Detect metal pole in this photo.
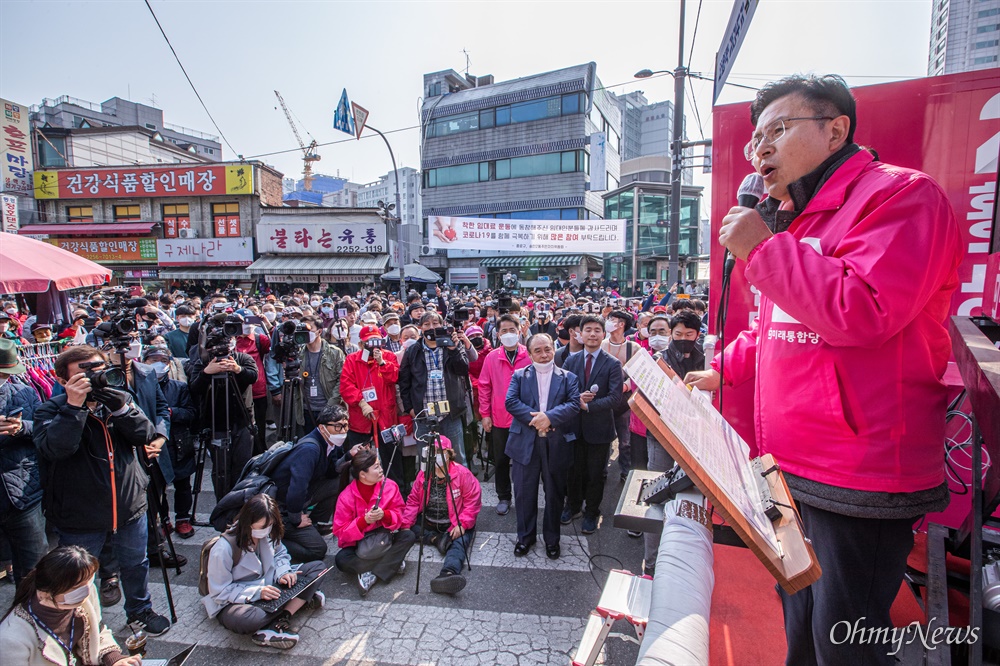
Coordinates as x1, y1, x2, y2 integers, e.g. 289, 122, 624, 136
669, 0, 687, 294
367, 125, 405, 296
631, 189, 641, 297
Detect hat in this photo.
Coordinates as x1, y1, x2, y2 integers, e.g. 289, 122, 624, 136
652, 305, 667, 314
0, 311, 9, 321
434, 435, 453, 450
359, 325, 382, 342
465, 325, 484, 336
383, 311, 400, 322
0, 338, 25, 375
30, 322, 52, 333
360, 312, 379, 325
281, 306, 302, 316
141, 344, 172, 362
406, 303, 424, 315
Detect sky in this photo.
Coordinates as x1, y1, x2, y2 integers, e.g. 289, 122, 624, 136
1, 0, 934, 193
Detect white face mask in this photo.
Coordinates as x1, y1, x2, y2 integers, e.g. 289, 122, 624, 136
58, 576, 95, 606
5, 308, 17, 316
332, 326, 346, 340
177, 316, 194, 327
310, 300, 321, 307
321, 307, 333, 315
308, 330, 319, 343
639, 327, 649, 338
251, 526, 271, 539
533, 360, 554, 372
648, 335, 670, 351
402, 338, 417, 350
150, 361, 169, 379
573, 330, 584, 344
435, 453, 447, 468
500, 332, 519, 348
242, 324, 253, 336
386, 324, 401, 336
605, 320, 619, 334
263, 311, 277, 322
326, 431, 347, 447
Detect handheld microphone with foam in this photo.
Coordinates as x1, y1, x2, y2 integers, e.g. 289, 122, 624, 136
723, 173, 767, 280
589, 384, 599, 394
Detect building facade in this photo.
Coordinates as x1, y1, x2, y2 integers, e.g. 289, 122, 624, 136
612, 92, 694, 185
929, 0, 1000, 74
420, 62, 622, 287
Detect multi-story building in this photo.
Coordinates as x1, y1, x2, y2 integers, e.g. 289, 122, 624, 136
355, 166, 422, 228
420, 63, 620, 287
616, 91, 647, 161
613, 92, 693, 184
31, 95, 222, 159
929, 0, 1000, 74
322, 181, 361, 208
283, 173, 348, 206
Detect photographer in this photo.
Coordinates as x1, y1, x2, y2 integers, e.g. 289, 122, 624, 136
285, 315, 345, 435
188, 315, 259, 499
398, 312, 471, 466
33, 345, 171, 636
235, 313, 271, 456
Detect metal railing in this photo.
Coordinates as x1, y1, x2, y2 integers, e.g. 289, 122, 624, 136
162, 122, 219, 142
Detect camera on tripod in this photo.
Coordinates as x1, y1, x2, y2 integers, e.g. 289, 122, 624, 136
203, 313, 243, 359
92, 288, 149, 352
449, 302, 470, 325
78, 360, 127, 390
380, 424, 406, 447
272, 319, 310, 365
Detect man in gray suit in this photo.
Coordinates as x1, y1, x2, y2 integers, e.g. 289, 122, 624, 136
504, 334, 581, 560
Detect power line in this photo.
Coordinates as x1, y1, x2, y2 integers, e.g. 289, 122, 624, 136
686, 82, 706, 141
143, 0, 239, 157
687, 0, 704, 73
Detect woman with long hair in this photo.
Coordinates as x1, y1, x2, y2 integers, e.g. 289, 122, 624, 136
0, 545, 140, 666
201, 493, 326, 650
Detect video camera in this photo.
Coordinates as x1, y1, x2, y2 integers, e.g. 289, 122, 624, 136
425, 324, 456, 348
380, 424, 406, 447
449, 301, 471, 325
203, 312, 243, 359
272, 319, 310, 365
92, 288, 149, 352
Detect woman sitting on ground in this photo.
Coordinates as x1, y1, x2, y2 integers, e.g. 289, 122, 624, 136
333, 447, 415, 597
201, 493, 326, 650
0, 545, 140, 666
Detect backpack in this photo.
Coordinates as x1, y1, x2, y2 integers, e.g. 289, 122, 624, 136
207, 440, 296, 532
198, 532, 241, 596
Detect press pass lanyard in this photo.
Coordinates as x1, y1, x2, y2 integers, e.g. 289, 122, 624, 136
27, 602, 76, 663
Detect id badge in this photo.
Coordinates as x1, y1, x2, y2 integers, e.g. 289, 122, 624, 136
362, 387, 378, 402
429, 369, 444, 381
309, 384, 319, 398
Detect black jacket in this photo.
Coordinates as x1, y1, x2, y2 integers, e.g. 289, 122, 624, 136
0, 382, 43, 512
33, 395, 157, 532
188, 352, 258, 434
398, 340, 469, 417
563, 349, 623, 444
269, 429, 344, 525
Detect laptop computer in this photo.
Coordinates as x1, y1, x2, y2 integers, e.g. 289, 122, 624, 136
141, 644, 196, 666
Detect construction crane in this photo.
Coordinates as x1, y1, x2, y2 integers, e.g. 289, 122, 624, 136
274, 90, 321, 191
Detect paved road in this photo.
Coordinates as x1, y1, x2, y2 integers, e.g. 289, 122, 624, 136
0, 443, 646, 665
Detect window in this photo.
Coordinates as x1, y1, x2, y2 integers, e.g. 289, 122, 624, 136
423, 163, 480, 188
37, 135, 66, 168
496, 106, 511, 126
207, 148, 215, 155
429, 111, 480, 138
496, 159, 511, 180
145, 123, 157, 130
561, 151, 577, 173
428, 93, 585, 138
974, 55, 999, 64
510, 152, 561, 178
979, 8, 1000, 17
422, 150, 588, 188
561, 93, 582, 115
162, 204, 190, 238
479, 108, 494, 129
67, 206, 93, 223
428, 82, 442, 97
212, 202, 240, 237
978, 23, 1000, 32
975, 39, 1000, 48
114, 205, 141, 221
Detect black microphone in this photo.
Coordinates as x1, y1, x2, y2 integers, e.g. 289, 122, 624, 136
723, 173, 767, 280
124, 298, 149, 309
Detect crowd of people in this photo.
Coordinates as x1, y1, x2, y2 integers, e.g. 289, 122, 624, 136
0, 277, 709, 656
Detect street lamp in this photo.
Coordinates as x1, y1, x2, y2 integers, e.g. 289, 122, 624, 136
364, 126, 405, 297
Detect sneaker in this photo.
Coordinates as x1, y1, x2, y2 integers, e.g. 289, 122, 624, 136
305, 590, 325, 611
148, 549, 187, 568
396, 560, 407, 577
99, 577, 121, 607
560, 507, 582, 525
581, 515, 599, 534
627, 530, 643, 538
496, 499, 511, 516
357, 571, 377, 597
314, 522, 332, 537
430, 570, 467, 595
266, 422, 277, 431
127, 608, 171, 637
252, 611, 297, 649
175, 519, 195, 539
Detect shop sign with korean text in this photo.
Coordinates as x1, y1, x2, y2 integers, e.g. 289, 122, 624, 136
2, 194, 18, 233
157, 237, 254, 266
257, 220, 387, 254
428, 216, 625, 253
1, 99, 33, 195
48, 237, 158, 263
33, 164, 254, 200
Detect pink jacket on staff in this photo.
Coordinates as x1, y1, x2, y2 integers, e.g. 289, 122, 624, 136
477, 345, 530, 429
332, 478, 405, 548
715, 150, 962, 493
401, 462, 482, 531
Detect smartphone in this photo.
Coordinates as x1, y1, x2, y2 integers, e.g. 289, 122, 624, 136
6, 407, 23, 418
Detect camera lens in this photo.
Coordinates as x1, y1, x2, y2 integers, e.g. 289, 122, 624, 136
90, 367, 126, 390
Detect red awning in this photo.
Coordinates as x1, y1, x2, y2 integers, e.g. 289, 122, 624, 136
0, 233, 111, 293
18, 222, 157, 236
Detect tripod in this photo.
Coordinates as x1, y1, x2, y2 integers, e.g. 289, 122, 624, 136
277, 357, 302, 444
191, 371, 234, 523
413, 411, 474, 595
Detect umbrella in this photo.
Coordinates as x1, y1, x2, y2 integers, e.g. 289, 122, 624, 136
380, 263, 442, 283
0, 232, 111, 294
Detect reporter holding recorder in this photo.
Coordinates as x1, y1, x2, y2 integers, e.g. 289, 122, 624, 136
685, 75, 962, 665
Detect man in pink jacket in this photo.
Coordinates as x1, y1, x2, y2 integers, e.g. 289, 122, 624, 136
687, 75, 962, 666
402, 435, 482, 595
477, 314, 531, 516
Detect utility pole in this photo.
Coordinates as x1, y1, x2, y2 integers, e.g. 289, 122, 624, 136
367, 125, 405, 296
669, 0, 687, 294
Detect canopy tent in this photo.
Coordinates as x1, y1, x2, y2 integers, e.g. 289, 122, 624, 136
0, 233, 111, 294
380, 263, 442, 283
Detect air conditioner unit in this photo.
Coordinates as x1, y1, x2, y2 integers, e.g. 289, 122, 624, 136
420, 244, 434, 256
178, 228, 199, 239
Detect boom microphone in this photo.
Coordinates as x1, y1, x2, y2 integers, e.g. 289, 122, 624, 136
724, 173, 767, 280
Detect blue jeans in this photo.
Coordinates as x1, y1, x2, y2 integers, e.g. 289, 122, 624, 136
416, 414, 466, 467
58, 517, 152, 617
0, 502, 48, 586
411, 521, 475, 574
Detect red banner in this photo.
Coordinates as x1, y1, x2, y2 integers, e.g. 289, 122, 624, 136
33, 164, 254, 200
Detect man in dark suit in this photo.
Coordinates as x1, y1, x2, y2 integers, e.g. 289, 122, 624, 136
504, 333, 581, 559
561, 315, 624, 534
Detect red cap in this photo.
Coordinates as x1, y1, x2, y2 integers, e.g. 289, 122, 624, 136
359, 325, 382, 341
652, 305, 667, 314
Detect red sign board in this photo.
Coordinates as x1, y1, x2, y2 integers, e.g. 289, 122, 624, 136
33, 164, 253, 200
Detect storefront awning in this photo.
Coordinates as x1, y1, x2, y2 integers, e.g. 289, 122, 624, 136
479, 254, 584, 268
158, 267, 253, 281
18, 222, 157, 236
246, 255, 389, 276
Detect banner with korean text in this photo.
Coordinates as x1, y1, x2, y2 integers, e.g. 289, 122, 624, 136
428, 216, 625, 253
48, 237, 158, 263
33, 164, 254, 199
1, 99, 33, 195
257, 219, 387, 254
157, 238, 254, 266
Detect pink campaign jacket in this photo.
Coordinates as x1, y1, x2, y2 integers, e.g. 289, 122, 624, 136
401, 462, 482, 531
332, 478, 405, 548
715, 150, 962, 493
477, 345, 531, 429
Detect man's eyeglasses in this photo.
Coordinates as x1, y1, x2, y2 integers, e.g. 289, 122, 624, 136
325, 423, 349, 433
744, 116, 834, 161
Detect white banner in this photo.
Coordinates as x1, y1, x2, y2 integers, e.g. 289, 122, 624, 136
590, 132, 607, 192
714, 0, 759, 104
257, 219, 387, 254
157, 237, 254, 266
1, 194, 18, 233
1, 99, 33, 195
429, 216, 625, 254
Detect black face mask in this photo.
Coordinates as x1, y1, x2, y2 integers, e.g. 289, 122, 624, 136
672, 339, 697, 355
470, 336, 485, 350
557, 328, 570, 341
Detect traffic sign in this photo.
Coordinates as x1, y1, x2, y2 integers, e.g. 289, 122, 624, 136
333, 89, 355, 136
351, 102, 369, 140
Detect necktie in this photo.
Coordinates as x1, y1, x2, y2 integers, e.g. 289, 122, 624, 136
585, 353, 593, 385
